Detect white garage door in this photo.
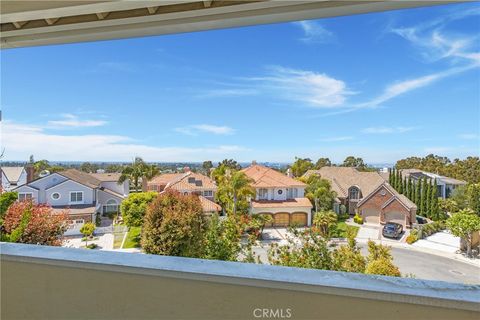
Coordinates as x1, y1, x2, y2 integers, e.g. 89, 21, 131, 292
361, 208, 380, 224
384, 211, 405, 227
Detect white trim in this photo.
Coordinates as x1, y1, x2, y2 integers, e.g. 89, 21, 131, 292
69, 191, 84, 205
45, 177, 94, 191
51, 192, 61, 201
13, 172, 64, 191
12, 184, 38, 191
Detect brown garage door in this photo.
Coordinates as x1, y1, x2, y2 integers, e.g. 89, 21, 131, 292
384, 211, 405, 227
361, 208, 380, 224
291, 213, 307, 227
273, 213, 290, 227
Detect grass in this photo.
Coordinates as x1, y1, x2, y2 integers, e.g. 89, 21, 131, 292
334, 221, 359, 238
123, 226, 142, 249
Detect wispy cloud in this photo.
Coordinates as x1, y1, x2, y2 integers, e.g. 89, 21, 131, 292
2, 121, 245, 162
48, 114, 107, 128
361, 126, 416, 134
246, 66, 353, 108
319, 136, 354, 142
295, 20, 334, 44
175, 124, 235, 136
458, 133, 479, 140
195, 88, 258, 99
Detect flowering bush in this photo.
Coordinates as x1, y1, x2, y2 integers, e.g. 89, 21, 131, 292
3, 200, 67, 246
353, 213, 363, 225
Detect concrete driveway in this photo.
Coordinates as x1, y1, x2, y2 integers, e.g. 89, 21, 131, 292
412, 231, 461, 253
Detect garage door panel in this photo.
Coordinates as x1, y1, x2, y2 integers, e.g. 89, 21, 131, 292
362, 208, 380, 224
291, 213, 307, 227
384, 211, 405, 227
273, 213, 290, 227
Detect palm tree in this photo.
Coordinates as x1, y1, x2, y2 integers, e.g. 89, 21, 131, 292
313, 210, 338, 238
118, 157, 159, 192
229, 171, 255, 215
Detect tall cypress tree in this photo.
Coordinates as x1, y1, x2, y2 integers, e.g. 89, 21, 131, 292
398, 175, 404, 194
391, 168, 396, 189
421, 178, 428, 217
402, 177, 407, 195
408, 177, 413, 200
415, 178, 421, 211
430, 179, 439, 220
425, 181, 432, 218
388, 168, 393, 185
396, 169, 402, 190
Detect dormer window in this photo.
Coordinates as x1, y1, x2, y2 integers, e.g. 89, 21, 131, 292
188, 177, 195, 183
349, 186, 360, 200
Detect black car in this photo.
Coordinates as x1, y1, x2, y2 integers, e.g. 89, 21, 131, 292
416, 215, 428, 224
382, 222, 403, 239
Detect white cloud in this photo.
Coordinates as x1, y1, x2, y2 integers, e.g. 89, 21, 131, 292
295, 20, 333, 43
175, 124, 235, 136
48, 114, 107, 128
248, 66, 352, 108
458, 133, 479, 140
1, 121, 246, 162
195, 88, 258, 99
319, 136, 354, 142
361, 126, 416, 134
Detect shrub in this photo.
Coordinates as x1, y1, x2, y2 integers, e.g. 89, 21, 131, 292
353, 213, 363, 225
120, 192, 157, 227
406, 230, 419, 244
142, 190, 206, 257
365, 258, 401, 277
95, 213, 101, 227
86, 243, 98, 249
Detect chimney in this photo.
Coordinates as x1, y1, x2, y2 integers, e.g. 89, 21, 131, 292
183, 166, 191, 173
252, 160, 257, 165
141, 177, 148, 192
26, 165, 35, 182
286, 168, 293, 178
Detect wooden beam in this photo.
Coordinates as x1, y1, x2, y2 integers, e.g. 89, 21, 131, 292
95, 12, 110, 20
147, 7, 159, 15
203, 1, 213, 8
45, 18, 59, 25
12, 21, 27, 29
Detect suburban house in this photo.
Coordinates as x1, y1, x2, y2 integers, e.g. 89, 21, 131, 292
147, 171, 221, 215
242, 164, 312, 227
13, 169, 129, 227
1, 166, 31, 192
396, 169, 466, 199
304, 167, 416, 228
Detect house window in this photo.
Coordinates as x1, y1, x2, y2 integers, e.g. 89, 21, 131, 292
51, 192, 61, 200
258, 188, 268, 200
70, 191, 83, 204
18, 192, 33, 201
349, 187, 360, 200
203, 190, 213, 197
278, 189, 283, 195
287, 188, 298, 199
103, 199, 118, 213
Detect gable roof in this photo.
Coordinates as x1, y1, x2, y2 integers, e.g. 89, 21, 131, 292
1, 166, 25, 183
357, 182, 417, 211
149, 172, 216, 191
58, 169, 101, 189
304, 167, 384, 198
148, 173, 185, 186
242, 165, 306, 188
90, 172, 122, 182
199, 196, 222, 213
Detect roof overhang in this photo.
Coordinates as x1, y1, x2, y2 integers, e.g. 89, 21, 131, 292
0, 1, 453, 49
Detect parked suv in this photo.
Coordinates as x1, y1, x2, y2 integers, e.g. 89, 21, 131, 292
382, 222, 403, 239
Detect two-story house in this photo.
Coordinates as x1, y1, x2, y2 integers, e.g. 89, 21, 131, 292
304, 167, 416, 228
398, 169, 466, 199
242, 164, 312, 227
1, 166, 30, 192
13, 169, 129, 227
147, 171, 221, 215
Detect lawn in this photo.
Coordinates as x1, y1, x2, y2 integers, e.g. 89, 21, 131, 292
333, 219, 359, 239
123, 226, 142, 249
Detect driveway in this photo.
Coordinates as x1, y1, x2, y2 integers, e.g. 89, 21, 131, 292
412, 230, 460, 254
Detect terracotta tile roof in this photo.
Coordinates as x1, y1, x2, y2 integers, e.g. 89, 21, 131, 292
251, 198, 312, 209
199, 196, 222, 213
242, 165, 306, 188
59, 169, 101, 189
168, 172, 217, 191
1, 167, 25, 183
148, 173, 184, 186
90, 173, 122, 182
303, 167, 384, 198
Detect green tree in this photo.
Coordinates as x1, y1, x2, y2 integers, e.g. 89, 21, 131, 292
420, 178, 428, 216
226, 171, 255, 215
315, 157, 331, 169
202, 160, 213, 174
202, 214, 242, 261
120, 192, 158, 227
398, 173, 404, 194
142, 190, 206, 257
446, 209, 480, 257
390, 168, 396, 188
33, 159, 50, 177
365, 258, 401, 277
217, 159, 241, 171
466, 183, 480, 215
451, 185, 468, 209
304, 175, 337, 212
342, 156, 365, 169
80, 162, 99, 173
439, 198, 459, 215
402, 177, 407, 195
313, 210, 338, 239
80, 222, 96, 247
291, 157, 314, 177
118, 157, 159, 192
0, 192, 18, 221
407, 177, 413, 200
430, 179, 441, 220
425, 181, 432, 218
415, 178, 421, 209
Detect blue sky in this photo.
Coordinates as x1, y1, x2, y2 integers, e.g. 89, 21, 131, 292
1, 2, 479, 164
